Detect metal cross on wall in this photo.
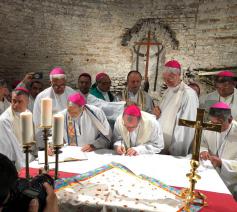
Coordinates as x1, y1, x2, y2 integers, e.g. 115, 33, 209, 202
134, 31, 163, 91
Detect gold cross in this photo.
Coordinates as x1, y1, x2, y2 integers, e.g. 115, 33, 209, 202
179, 108, 222, 210
179, 108, 222, 161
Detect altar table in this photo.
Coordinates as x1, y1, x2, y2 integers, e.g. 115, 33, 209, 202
25, 149, 237, 212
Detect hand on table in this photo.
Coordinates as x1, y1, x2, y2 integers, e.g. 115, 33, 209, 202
209, 155, 222, 168
126, 148, 138, 156
115, 146, 126, 155
200, 151, 210, 160
81, 144, 95, 152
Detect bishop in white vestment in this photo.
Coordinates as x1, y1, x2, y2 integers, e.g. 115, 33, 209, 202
59, 93, 111, 151
113, 104, 164, 156
200, 102, 237, 198
33, 67, 76, 147
159, 60, 199, 156
200, 70, 237, 121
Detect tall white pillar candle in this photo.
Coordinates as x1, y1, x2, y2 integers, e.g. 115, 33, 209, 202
52, 114, 64, 146
41, 98, 52, 127
20, 111, 34, 145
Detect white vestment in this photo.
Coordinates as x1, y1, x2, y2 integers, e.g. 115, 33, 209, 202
113, 111, 164, 154
33, 86, 76, 147
159, 81, 199, 156
200, 88, 237, 121
0, 97, 10, 115
200, 120, 237, 190
59, 104, 111, 148
0, 107, 32, 170
86, 93, 125, 122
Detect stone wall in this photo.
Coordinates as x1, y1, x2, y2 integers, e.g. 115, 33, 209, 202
0, 0, 237, 97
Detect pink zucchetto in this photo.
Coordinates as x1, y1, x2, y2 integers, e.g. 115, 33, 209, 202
15, 86, 29, 94
49, 67, 65, 80
209, 102, 232, 118
68, 93, 86, 107
210, 102, 231, 110
217, 70, 235, 78
123, 105, 141, 117
165, 60, 181, 69
96, 72, 109, 81
164, 60, 181, 73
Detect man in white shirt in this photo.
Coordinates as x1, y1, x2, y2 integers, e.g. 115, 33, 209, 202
158, 60, 199, 156
200, 102, 237, 199
200, 70, 237, 120
113, 104, 164, 156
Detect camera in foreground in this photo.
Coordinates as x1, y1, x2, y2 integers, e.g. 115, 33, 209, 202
3, 174, 54, 212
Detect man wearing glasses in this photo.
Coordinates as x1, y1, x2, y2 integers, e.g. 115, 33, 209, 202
200, 70, 237, 121
33, 67, 76, 148
113, 104, 164, 156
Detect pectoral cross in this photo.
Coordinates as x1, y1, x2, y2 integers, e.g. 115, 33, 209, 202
178, 108, 222, 211
179, 108, 221, 161
68, 116, 77, 146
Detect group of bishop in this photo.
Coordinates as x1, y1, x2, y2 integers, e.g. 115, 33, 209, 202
0, 60, 236, 199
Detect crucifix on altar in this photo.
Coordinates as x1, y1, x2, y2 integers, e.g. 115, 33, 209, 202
134, 31, 163, 92
178, 108, 222, 211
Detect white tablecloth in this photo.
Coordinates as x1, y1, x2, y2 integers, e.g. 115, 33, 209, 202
30, 149, 230, 194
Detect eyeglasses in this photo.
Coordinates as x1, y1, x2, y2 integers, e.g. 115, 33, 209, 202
52, 84, 66, 89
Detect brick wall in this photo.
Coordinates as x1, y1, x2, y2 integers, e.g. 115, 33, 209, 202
0, 0, 236, 96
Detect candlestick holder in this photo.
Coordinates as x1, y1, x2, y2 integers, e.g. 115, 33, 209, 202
180, 160, 207, 211
53, 144, 63, 180
41, 126, 52, 173
22, 142, 34, 180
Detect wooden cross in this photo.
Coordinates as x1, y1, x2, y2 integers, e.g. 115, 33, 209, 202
134, 31, 162, 81
179, 108, 222, 161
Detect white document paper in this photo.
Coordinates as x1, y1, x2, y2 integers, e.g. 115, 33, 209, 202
38, 146, 87, 164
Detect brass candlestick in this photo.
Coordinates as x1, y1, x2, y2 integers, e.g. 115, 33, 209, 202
23, 143, 34, 180
41, 126, 52, 173
54, 144, 63, 180
179, 109, 222, 211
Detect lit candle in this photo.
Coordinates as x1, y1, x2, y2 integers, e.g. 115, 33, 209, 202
52, 114, 64, 146
41, 98, 52, 127
20, 111, 34, 145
